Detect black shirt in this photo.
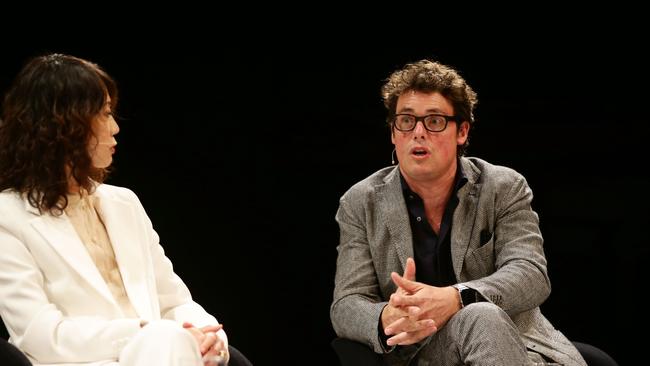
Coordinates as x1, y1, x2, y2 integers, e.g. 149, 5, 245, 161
400, 162, 468, 287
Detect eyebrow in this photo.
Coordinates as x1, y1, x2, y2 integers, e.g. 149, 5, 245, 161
397, 107, 449, 114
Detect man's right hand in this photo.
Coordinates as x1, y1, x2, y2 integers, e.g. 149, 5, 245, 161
380, 258, 437, 346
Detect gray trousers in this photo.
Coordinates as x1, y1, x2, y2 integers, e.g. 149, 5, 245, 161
385, 302, 557, 366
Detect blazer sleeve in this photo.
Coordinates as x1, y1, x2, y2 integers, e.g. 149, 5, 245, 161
0, 224, 142, 363
128, 191, 228, 347
465, 174, 551, 315
330, 197, 388, 353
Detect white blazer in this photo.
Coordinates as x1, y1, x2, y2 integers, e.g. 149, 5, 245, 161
0, 184, 225, 365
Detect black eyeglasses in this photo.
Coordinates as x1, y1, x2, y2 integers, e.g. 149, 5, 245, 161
392, 113, 459, 132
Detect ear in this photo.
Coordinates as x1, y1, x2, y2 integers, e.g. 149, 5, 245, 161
391, 128, 396, 145
456, 121, 470, 145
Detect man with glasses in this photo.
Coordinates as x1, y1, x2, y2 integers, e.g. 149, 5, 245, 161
330, 60, 586, 365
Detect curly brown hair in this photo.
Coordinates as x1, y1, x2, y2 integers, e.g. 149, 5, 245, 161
0, 54, 118, 215
381, 60, 478, 156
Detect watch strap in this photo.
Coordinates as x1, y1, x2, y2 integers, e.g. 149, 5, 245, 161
453, 284, 476, 308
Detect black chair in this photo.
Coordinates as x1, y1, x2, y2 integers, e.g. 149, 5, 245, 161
572, 342, 618, 366
332, 337, 387, 366
0, 338, 31, 366
228, 346, 254, 366
332, 337, 618, 366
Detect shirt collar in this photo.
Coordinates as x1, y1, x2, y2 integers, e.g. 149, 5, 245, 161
399, 158, 468, 197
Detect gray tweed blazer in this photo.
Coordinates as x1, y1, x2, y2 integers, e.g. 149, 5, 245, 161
330, 157, 585, 365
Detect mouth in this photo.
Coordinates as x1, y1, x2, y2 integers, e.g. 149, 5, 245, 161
409, 146, 430, 158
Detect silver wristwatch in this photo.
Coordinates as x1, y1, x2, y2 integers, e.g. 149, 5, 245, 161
453, 283, 477, 308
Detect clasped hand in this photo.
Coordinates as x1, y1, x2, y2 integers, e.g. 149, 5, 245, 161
381, 258, 461, 346
183, 322, 228, 365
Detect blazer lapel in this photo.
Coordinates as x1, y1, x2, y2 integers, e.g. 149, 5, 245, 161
94, 189, 153, 320
376, 167, 413, 273
451, 158, 481, 281
27, 202, 116, 305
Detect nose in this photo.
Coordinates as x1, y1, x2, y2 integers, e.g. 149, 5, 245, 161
110, 116, 120, 135
412, 120, 426, 139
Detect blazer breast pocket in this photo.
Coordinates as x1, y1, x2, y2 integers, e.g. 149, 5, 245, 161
479, 229, 493, 247
465, 231, 496, 277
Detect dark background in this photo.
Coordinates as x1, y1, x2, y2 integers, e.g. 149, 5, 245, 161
1, 25, 647, 365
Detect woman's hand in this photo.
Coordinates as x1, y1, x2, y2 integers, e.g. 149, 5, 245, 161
183, 322, 229, 365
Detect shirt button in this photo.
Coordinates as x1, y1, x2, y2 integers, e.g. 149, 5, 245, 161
409, 195, 414, 200
416, 217, 422, 222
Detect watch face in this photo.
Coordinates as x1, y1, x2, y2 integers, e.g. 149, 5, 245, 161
461, 288, 476, 305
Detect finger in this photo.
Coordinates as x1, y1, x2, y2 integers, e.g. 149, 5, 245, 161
386, 331, 410, 346
406, 305, 421, 316
203, 346, 218, 358
391, 271, 420, 293
203, 337, 224, 355
403, 257, 416, 281
200, 324, 223, 333
386, 322, 437, 346
200, 332, 218, 354
389, 292, 423, 307
387, 297, 421, 315
203, 343, 228, 366
404, 318, 435, 333
213, 338, 227, 362
384, 317, 407, 335
385, 316, 418, 335
386, 317, 434, 335
182, 321, 194, 328
199, 333, 215, 355
202, 347, 224, 366
404, 323, 438, 344
213, 337, 225, 352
